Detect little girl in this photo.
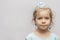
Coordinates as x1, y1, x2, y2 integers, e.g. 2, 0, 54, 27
25, 2, 59, 40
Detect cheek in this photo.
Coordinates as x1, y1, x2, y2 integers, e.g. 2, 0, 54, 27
36, 20, 51, 24
46, 20, 51, 24
35, 20, 41, 25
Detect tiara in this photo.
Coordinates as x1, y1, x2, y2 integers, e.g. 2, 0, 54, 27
36, 2, 49, 8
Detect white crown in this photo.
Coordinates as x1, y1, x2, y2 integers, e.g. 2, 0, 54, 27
36, 2, 49, 8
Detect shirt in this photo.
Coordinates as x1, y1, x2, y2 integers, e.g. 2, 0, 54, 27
25, 32, 59, 40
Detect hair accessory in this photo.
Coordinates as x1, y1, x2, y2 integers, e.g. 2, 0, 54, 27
36, 2, 49, 8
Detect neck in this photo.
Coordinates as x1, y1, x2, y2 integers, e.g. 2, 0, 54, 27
36, 28, 50, 34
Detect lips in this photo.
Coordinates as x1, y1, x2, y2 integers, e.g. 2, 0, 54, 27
40, 25, 47, 26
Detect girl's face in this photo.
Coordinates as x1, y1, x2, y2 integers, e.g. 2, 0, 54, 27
35, 9, 51, 30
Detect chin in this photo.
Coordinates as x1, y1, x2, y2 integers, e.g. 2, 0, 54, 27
39, 28, 48, 31
40, 26, 48, 30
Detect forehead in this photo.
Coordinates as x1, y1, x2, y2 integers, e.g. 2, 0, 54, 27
36, 8, 50, 17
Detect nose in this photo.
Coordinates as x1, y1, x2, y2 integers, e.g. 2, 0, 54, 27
42, 19, 46, 24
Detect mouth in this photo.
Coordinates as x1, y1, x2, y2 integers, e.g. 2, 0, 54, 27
40, 25, 47, 26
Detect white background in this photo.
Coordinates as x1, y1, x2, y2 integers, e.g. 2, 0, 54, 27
0, 0, 60, 40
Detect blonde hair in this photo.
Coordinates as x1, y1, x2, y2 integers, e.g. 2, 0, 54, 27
32, 2, 53, 29
33, 8, 53, 22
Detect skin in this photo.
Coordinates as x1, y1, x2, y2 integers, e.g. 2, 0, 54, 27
34, 8, 52, 38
